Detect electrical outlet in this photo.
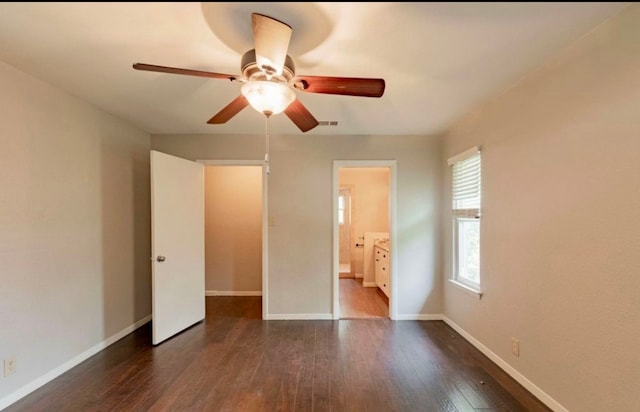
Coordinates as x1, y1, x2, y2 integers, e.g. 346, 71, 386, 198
511, 338, 520, 357
4, 357, 17, 377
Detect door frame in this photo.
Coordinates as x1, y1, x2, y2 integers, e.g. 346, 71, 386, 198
332, 160, 397, 320
197, 159, 268, 319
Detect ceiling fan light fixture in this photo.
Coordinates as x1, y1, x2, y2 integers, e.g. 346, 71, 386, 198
241, 80, 296, 117
133, 12, 383, 132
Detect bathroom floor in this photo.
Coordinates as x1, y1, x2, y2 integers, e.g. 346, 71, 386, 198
339, 278, 388, 319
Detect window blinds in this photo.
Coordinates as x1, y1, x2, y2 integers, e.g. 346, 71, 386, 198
450, 149, 481, 211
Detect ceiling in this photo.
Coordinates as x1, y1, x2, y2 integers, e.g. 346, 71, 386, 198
0, 2, 630, 136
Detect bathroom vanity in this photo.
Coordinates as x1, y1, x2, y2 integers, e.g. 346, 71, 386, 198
374, 239, 390, 297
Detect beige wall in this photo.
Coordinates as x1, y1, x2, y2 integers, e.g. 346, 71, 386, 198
442, 4, 640, 411
152, 134, 442, 317
0, 61, 151, 403
204, 166, 262, 293
339, 167, 390, 276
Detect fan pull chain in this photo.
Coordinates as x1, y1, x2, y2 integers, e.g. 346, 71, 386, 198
264, 115, 270, 175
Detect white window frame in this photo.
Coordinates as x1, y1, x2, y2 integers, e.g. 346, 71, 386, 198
448, 147, 482, 294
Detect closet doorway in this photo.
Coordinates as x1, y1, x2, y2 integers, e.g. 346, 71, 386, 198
333, 161, 397, 320
200, 160, 267, 318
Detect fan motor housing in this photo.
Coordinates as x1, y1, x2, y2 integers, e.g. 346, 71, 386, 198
241, 49, 296, 82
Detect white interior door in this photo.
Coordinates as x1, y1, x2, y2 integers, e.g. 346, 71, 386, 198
151, 150, 205, 345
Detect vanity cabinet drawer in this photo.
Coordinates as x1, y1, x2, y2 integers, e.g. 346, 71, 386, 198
374, 245, 390, 298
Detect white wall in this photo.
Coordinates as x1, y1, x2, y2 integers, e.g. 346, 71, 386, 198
0, 61, 151, 406
204, 166, 262, 293
442, 4, 640, 411
339, 167, 390, 277
151, 134, 442, 318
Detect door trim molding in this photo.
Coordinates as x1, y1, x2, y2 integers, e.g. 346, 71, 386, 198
333, 160, 398, 320
197, 159, 268, 319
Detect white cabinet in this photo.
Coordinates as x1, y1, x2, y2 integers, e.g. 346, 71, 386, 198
374, 244, 390, 298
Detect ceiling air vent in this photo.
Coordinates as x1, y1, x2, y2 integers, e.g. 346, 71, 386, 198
318, 121, 339, 126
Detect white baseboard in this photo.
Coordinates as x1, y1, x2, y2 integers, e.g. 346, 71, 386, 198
441, 316, 567, 412
362, 281, 377, 287
0, 315, 152, 411
355, 273, 364, 279
205, 290, 262, 296
265, 313, 333, 320
394, 314, 443, 321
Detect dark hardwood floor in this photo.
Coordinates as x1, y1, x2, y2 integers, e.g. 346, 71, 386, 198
340, 278, 389, 319
6, 297, 551, 412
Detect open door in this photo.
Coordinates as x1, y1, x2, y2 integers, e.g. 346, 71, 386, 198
151, 150, 205, 345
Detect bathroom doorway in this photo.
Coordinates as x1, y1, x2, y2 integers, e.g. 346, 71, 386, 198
333, 161, 397, 320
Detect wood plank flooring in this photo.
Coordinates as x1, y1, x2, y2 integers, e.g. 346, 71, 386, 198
340, 278, 389, 319
6, 297, 551, 412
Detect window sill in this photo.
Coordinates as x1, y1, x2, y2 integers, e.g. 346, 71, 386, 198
448, 279, 483, 299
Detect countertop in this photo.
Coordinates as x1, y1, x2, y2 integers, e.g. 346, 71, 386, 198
374, 239, 390, 252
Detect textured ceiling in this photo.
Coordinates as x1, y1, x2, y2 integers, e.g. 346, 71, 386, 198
0, 2, 630, 135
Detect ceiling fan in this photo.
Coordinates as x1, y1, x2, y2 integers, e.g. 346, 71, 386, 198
133, 13, 385, 132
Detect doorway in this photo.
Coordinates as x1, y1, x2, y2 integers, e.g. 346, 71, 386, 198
333, 161, 397, 320
199, 160, 268, 318
151, 153, 268, 345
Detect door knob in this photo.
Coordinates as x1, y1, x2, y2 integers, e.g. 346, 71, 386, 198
156, 256, 166, 262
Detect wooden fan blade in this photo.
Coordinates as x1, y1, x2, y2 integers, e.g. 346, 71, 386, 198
133, 63, 238, 81
284, 99, 319, 132
251, 13, 292, 77
207, 95, 249, 124
293, 75, 385, 98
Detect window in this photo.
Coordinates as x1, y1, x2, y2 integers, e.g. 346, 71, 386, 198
448, 147, 481, 291
338, 193, 346, 225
